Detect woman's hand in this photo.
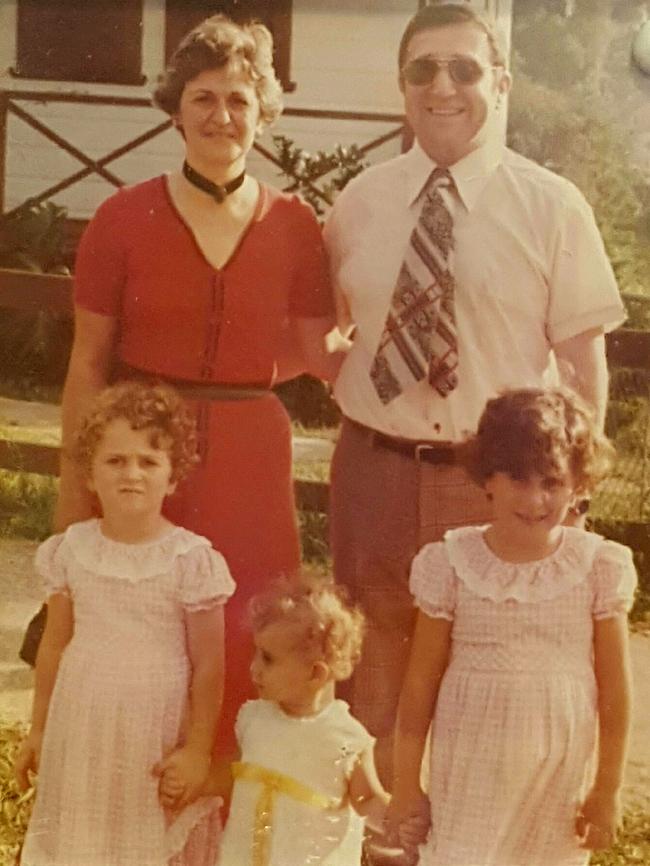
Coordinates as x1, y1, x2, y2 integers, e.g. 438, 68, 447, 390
576, 786, 621, 850
14, 730, 43, 791
153, 746, 210, 809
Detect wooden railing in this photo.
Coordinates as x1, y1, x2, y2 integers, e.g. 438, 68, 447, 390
0, 88, 405, 216
0, 267, 330, 511
1, 267, 650, 523
0, 80, 405, 515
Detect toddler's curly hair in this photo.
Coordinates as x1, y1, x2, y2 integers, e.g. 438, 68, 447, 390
249, 574, 366, 682
461, 387, 613, 494
73, 382, 198, 484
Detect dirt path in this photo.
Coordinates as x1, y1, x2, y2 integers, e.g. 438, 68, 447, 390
623, 628, 650, 811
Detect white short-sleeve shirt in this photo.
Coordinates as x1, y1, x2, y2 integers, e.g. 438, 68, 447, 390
324, 140, 625, 441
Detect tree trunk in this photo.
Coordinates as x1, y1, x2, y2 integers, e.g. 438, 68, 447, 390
576, 0, 616, 96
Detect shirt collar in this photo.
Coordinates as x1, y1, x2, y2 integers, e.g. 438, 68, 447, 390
405, 137, 505, 211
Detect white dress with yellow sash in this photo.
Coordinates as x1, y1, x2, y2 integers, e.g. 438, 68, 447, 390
219, 699, 374, 866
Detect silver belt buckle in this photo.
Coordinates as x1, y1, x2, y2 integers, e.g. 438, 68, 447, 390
415, 443, 436, 462
415, 442, 456, 465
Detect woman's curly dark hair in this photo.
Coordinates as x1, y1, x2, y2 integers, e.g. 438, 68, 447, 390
73, 382, 198, 484
461, 387, 614, 495
249, 574, 366, 682
153, 14, 283, 127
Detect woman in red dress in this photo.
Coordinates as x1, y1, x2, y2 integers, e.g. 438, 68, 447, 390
55, 15, 342, 758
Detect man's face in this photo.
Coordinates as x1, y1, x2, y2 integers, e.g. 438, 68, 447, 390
401, 22, 510, 167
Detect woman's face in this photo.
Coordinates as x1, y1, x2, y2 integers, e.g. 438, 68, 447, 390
175, 64, 261, 171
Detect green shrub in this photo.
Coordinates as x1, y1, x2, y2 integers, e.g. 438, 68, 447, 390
0, 202, 73, 387
272, 135, 367, 217
507, 76, 650, 299
622, 294, 650, 330
0, 470, 57, 540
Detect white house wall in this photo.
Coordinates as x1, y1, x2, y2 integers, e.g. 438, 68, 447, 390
0, 0, 511, 219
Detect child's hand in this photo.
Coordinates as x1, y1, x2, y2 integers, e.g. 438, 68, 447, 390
14, 731, 42, 791
153, 746, 210, 809
576, 787, 621, 850
157, 766, 187, 811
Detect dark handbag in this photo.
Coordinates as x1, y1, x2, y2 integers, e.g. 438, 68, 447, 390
19, 603, 48, 667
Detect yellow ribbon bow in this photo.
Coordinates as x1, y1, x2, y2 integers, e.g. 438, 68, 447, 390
232, 761, 343, 866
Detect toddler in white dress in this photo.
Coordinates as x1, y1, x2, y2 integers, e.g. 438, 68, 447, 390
388, 387, 637, 866
162, 575, 427, 864
15, 382, 235, 866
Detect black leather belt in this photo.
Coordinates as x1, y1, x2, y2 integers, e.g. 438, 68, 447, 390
116, 363, 271, 402
346, 417, 457, 465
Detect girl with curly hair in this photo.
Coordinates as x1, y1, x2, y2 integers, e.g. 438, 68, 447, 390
162, 574, 426, 865
16, 382, 235, 866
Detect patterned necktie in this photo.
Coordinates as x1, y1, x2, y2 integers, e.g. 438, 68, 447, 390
370, 168, 458, 404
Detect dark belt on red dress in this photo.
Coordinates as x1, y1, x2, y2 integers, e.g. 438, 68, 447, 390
115, 362, 272, 402
345, 417, 458, 465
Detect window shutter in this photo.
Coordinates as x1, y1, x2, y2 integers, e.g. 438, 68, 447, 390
15, 0, 144, 85
165, 0, 294, 92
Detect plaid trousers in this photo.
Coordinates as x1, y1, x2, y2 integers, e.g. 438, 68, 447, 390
330, 417, 492, 783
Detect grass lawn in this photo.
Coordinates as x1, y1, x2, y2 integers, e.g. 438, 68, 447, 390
1, 715, 648, 866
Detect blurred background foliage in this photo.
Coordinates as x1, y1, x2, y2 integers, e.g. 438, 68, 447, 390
0, 202, 72, 388
508, 0, 650, 319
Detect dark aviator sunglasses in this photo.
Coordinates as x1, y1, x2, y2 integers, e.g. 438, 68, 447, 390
402, 55, 501, 87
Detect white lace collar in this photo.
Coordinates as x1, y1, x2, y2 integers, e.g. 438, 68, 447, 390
445, 525, 603, 603
63, 518, 211, 582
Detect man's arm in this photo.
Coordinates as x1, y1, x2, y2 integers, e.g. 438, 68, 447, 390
554, 326, 609, 431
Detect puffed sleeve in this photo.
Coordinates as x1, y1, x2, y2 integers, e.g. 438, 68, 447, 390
74, 191, 128, 316
346, 714, 375, 757
34, 534, 71, 598
288, 198, 335, 318
409, 541, 457, 620
177, 545, 236, 612
234, 700, 256, 748
591, 540, 637, 620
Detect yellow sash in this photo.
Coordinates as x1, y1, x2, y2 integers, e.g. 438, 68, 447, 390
232, 761, 343, 866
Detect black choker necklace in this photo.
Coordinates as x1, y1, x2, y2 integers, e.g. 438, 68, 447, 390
182, 161, 246, 203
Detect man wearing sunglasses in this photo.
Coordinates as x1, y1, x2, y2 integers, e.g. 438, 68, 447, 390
324, 0, 624, 850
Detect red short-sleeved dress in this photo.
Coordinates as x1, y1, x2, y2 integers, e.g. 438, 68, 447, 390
74, 176, 333, 755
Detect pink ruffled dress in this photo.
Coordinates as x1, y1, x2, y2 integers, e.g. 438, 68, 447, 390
410, 525, 636, 866
20, 519, 235, 866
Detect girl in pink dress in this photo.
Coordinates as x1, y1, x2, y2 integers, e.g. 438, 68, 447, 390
15, 383, 235, 866
388, 387, 636, 866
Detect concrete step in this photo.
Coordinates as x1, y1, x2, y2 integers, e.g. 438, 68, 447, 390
0, 661, 33, 692
0, 600, 40, 663
0, 687, 32, 725
0, 625, 29, 665
292, 436, 334, 463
